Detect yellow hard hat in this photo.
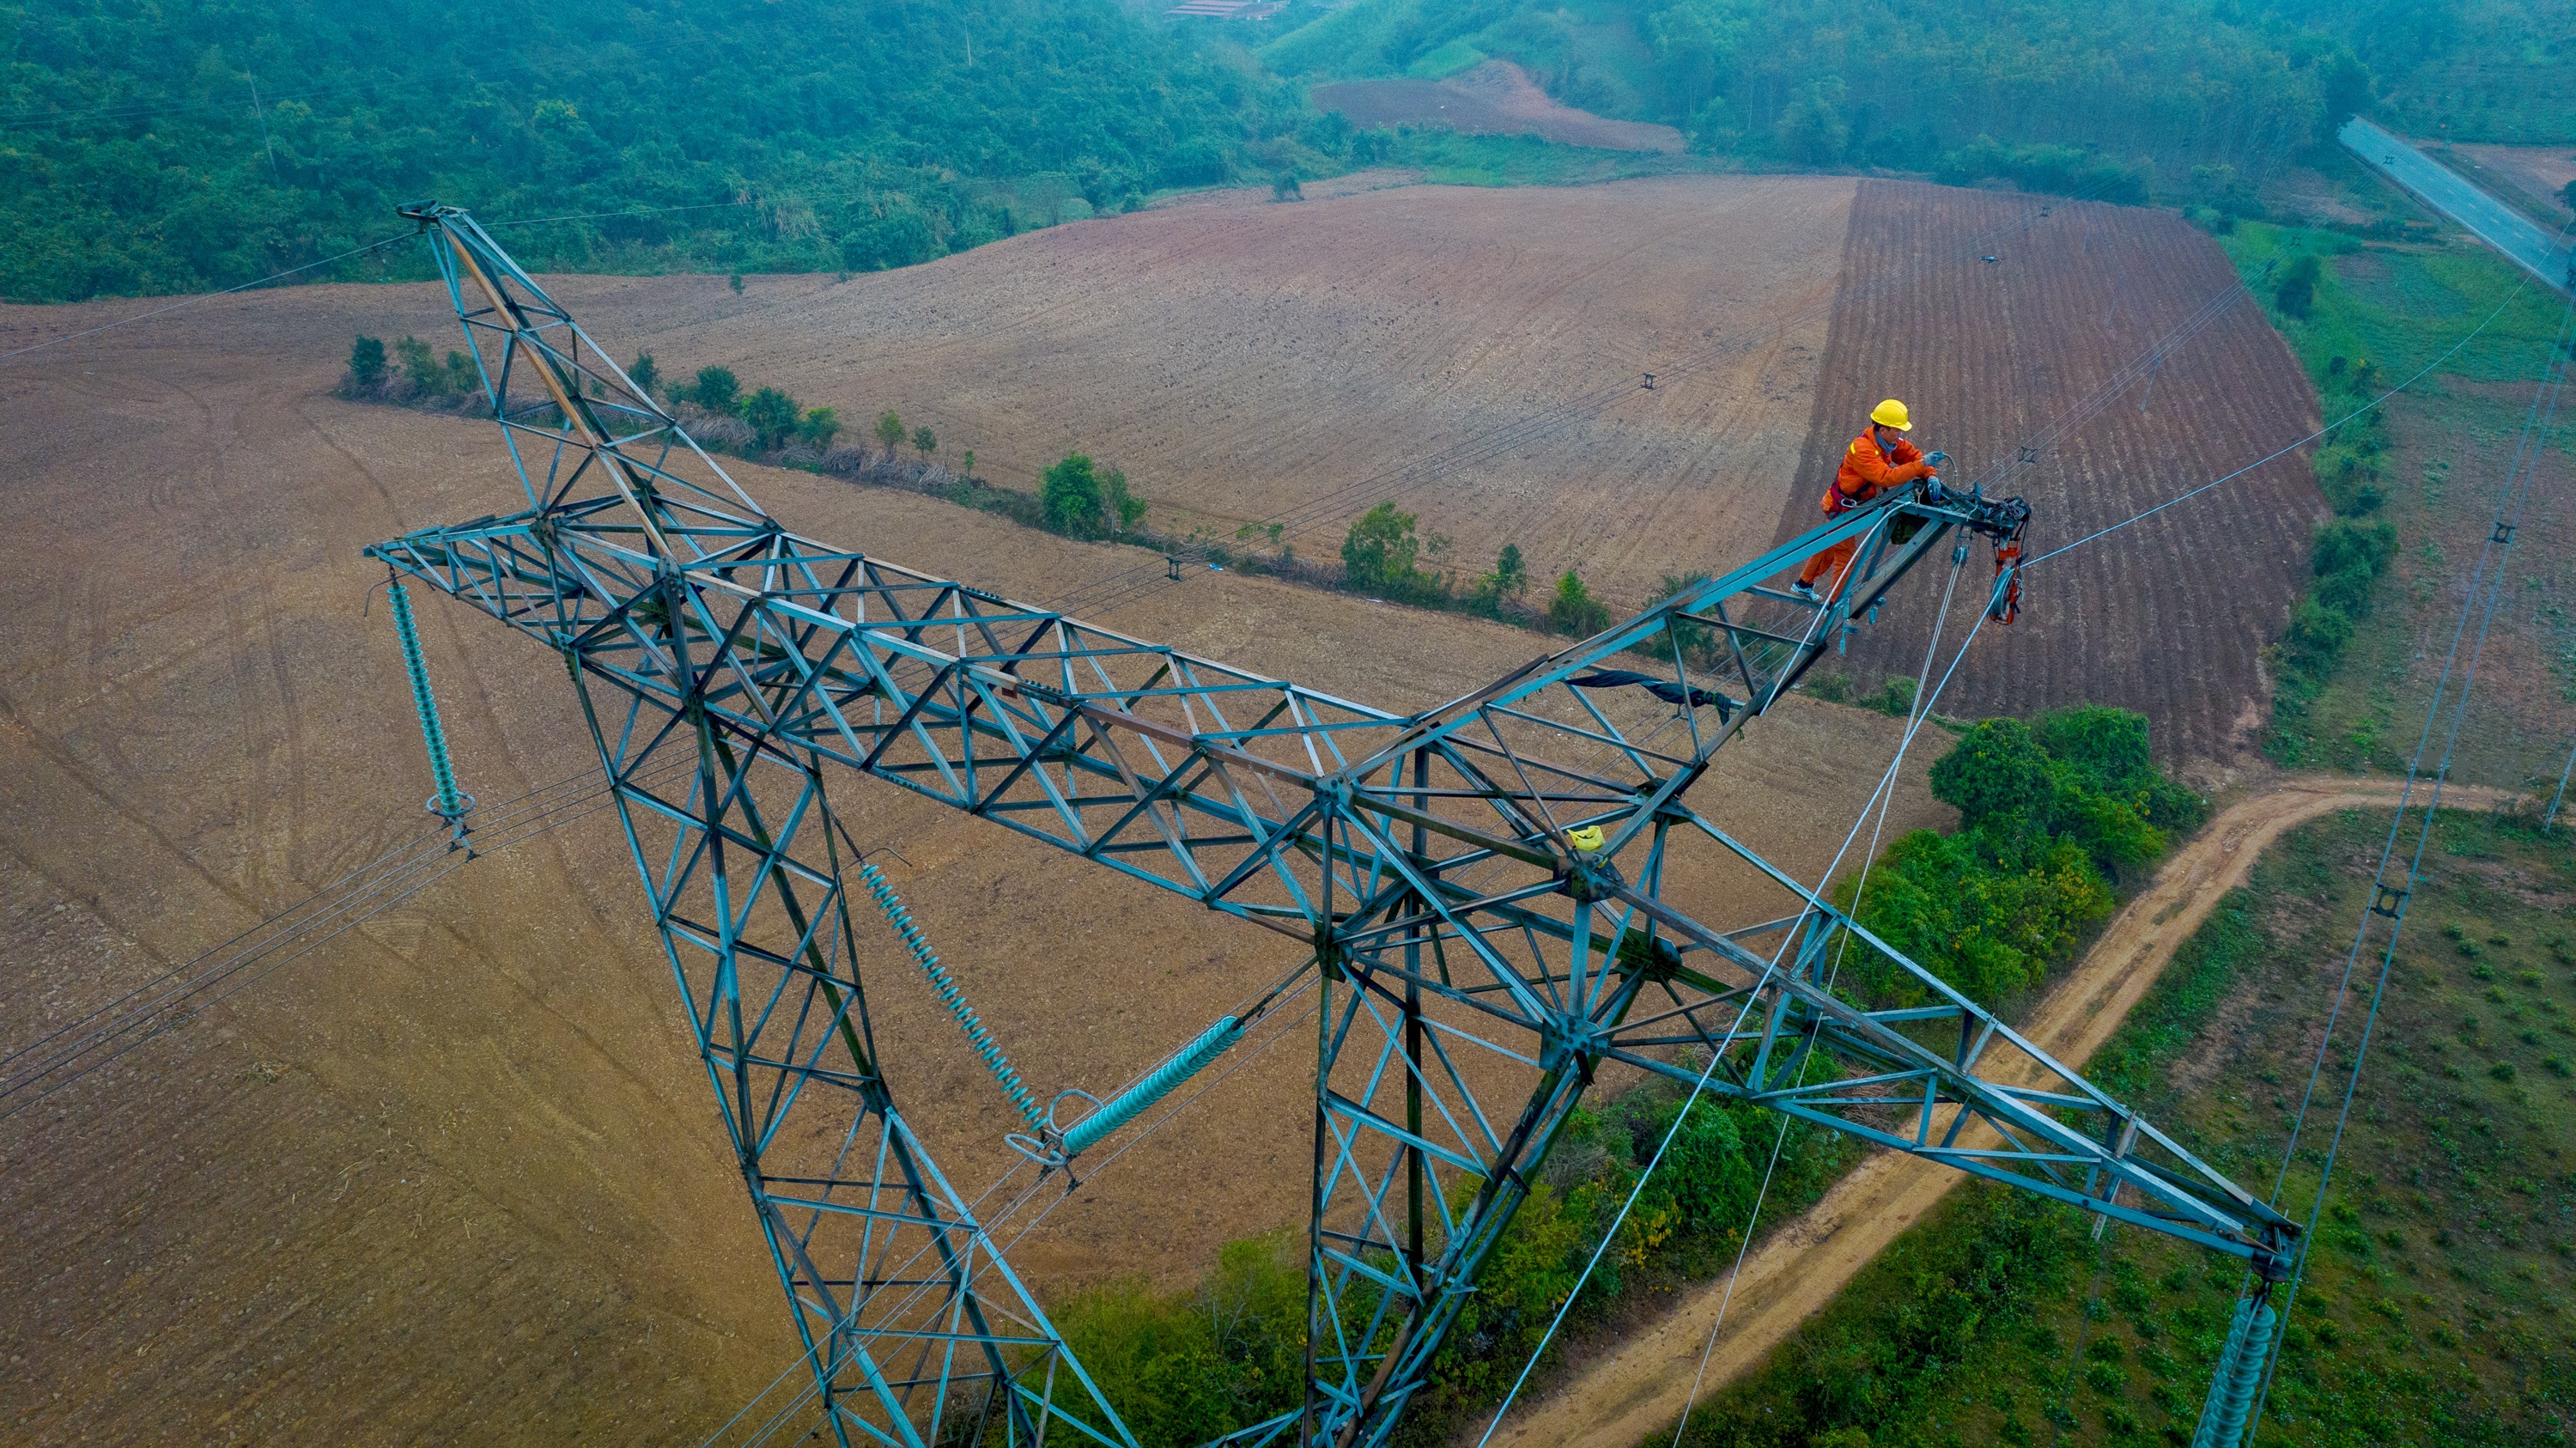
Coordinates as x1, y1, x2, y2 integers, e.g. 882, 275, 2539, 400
1567, 825, 1606, 853
1869, 399, 1914, 430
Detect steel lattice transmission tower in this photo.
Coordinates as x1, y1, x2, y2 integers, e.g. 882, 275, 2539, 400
368, 205, 2297, 1448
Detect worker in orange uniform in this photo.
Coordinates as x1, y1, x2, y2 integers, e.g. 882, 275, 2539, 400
1791, 399, 1946, 604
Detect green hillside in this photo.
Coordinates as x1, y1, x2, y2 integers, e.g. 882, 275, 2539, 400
4, 0, 2564, 304
0, 0, 1291, 301
1675, 806, 2576, 1448
1265, 0, 2562, 179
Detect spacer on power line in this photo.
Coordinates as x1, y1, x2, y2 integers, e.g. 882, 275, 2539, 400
2370, 884, 2409, 919
2493, 521, 2516, 545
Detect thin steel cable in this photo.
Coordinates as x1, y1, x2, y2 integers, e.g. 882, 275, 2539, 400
1666, 548, 1970, 1446
699, 937, 1326, 1444
1479, 590, 1999, 1448
1051, 180, 2129, 620
483, 200, 757, 230
2237, 284, 2574, 1448
2029, 216, 2576, 572
2547, 728, 2575, 829
0, 757, 689, 1122
0, 233, 416, 362
713, 982, 1321, 1448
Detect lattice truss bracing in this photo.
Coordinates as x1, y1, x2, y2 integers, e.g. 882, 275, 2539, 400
367, 205, 2297, 1448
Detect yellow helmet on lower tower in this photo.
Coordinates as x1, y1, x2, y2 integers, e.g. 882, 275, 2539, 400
1870, 399, 1913, 430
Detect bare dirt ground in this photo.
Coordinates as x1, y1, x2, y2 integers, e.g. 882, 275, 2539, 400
2439, 142, 2576, 224
1774, 179, 2325, 766
1313, 61, 1685, 153
2336, 368, 2576, 795
0, 234, 1953, 1441
1478, 776, 2509, 1448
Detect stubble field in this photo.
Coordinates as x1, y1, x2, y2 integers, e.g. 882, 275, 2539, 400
0, 188, 1947, 1444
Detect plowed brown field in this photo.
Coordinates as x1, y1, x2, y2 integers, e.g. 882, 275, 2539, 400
1775, 180, 2324, 764
0, 192, 1953, 1443
1313, 61, 1685, 153
588, 173, 1861, 610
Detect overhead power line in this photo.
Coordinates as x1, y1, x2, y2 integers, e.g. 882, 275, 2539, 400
0, 757, 686, 1125
1049, 174, 2141, 621
0, 232, 416, 363
2239, 281, 2576, 1448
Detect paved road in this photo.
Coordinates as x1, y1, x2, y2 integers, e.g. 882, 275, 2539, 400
2342, 116, 2572, 290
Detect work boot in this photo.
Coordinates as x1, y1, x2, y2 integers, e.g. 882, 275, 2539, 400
1791, 581, 1820, 604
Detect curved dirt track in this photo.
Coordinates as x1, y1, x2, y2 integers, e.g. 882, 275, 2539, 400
1479, 775, 2509, 1448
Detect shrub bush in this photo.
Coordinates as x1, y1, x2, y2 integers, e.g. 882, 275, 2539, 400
1546, 569, 1613, 636
1840, 706, 2197, 1006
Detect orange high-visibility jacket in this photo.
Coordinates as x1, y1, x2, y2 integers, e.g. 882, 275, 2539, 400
1820, 429, 1932, 514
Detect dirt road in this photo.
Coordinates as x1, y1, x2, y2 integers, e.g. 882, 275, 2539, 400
1479, 775, 2508, 1448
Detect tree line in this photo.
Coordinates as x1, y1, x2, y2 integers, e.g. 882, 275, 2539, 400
2, 0, 1297, 301
332, 332, 1193, 547
1263, 0, 2555, 192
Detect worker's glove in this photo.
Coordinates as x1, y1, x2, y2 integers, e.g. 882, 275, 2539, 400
1923, 477, 1949, 504
1923, 451, 1948, 468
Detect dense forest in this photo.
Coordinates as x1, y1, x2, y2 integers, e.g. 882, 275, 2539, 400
1264, 0, 2561, 184
3, 0, 2565, 302
0, 0, 1301, 300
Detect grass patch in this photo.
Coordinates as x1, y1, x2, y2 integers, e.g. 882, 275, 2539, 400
1676, 806, 2576, 1448
2213, 220, 2573, 770
2218, 223, 2566, 386
1365, 126, 1704, 187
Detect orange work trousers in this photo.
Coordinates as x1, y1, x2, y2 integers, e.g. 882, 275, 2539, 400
1796, 536, 1859, 595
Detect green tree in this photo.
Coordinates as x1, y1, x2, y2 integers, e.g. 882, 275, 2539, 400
740, 386, 800, 449
1101, 465, 1147, 532
2275, 253, 2323, 319
694, 366, 740, 413
1929, 719, 2059, 832
1777, 78, 1850, 165
1042, 453, 1109, 538
1340, 502, 1426, 596
875, 410, 907, 457
1490, 544, 1527, 599
912, 425, 937, 458
1546, 569, 1613, 636
629, 351, 659, 396
728, 271, 745, 295
348, 334, 386, 389
799, 407, 841, 450
961, 449, 977, 478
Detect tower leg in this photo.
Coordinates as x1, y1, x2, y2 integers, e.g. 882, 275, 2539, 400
571, 673, 1134, 1447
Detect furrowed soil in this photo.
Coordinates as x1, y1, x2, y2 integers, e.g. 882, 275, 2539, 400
543, 173, 1860, 611
1312, 61, 1685, 153
1777, 179, 2325, 767
0, 190, 1954, 1441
